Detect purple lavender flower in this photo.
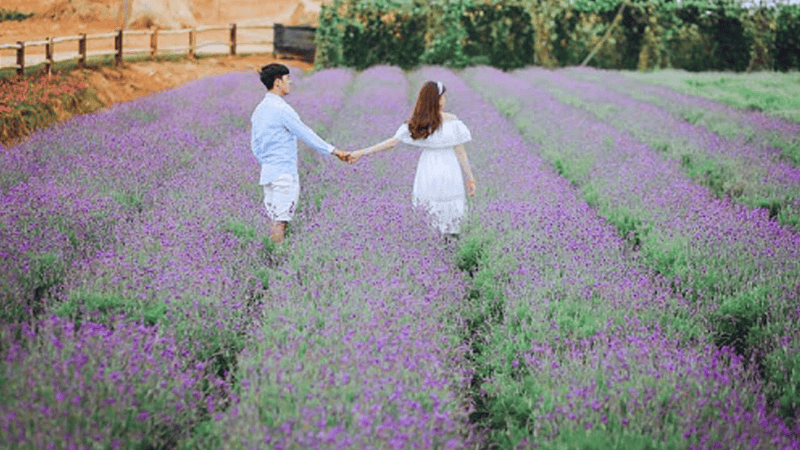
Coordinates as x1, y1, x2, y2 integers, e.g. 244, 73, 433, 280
528, 67, 800, 228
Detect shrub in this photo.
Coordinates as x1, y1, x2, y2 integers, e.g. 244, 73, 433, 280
0, 8, 34, 22
0, 72, 95, 146
774, 4, 800, 71
0, 316, 230, 449
711, 286, 770, 356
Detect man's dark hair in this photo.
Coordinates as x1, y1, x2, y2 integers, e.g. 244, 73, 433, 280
259, 63, 290, 90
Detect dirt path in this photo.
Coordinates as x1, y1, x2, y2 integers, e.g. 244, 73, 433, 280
0, 0, 311, 43
78, 54, 313, 107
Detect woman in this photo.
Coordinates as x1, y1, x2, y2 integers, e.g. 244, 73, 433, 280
351, 81, 476, 235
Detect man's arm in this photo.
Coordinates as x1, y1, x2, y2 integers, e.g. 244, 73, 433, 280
281, 110, 336, 156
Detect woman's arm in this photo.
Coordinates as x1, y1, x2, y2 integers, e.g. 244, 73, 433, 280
350, 137, 400, 159
454, 144, 476, 196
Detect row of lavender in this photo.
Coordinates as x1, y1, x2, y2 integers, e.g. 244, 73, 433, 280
428, 66, 799, 448
0, 65, 482, 447
530, 68, 800, 230
567, 68, 800, 169
460, 65, 800, 443
0, 68, 355, 447
2, 62, 798, 448
190, 66, 479, 448
184, 65, 800, 448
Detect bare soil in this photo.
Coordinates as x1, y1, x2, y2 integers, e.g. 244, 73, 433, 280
76, 54, 312, 107
1, 0, 320, 145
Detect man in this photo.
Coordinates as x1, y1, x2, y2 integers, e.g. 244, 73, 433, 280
251, 63, 352, 243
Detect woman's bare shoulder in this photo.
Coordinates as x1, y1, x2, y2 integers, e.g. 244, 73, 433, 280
442, 112, 458, 122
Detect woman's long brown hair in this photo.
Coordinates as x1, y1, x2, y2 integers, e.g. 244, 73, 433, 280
408, 81, 445, 140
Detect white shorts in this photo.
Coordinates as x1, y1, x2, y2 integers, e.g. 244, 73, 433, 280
262, 174, 300, 222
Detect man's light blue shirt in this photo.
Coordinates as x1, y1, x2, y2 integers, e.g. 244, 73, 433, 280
251, 92, 335, 185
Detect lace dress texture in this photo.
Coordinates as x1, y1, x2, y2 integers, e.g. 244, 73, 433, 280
393, 119, 473, 234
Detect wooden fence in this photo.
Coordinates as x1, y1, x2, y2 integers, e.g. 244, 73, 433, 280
0, 23, 276, 76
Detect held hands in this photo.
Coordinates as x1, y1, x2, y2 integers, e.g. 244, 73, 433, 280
333, 149, 360, 163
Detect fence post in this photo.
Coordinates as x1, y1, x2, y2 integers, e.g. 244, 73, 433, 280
230, 23, 237, 56
45, 36, 53, 76
114, 29, 123, 66
150, 28, 158, 59
78, 34, 86, 69
16, 41, 24, 77
188, 28, 195, 59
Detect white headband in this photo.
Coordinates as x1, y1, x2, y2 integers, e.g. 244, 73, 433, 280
436, 81, 443, 95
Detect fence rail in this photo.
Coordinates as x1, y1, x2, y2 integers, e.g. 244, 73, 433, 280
0, 23, 277, 76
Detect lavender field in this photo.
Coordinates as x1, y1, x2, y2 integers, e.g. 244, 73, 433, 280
1, 65, 799, 449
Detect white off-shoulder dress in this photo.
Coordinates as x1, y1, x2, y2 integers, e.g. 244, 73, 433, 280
392, 119, 472, 234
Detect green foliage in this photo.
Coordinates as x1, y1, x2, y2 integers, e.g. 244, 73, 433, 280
111, 189, 146, 213
225, 220, 258, 242
775, 138, 800, 166
553, 6, 633, 69
536, 427, 685, 450
54, 292, 125, 326
1, 251, 66, 323
316, 0, 541, 70
608, 211, 651, 248
460, 2, 535, 69
260, 234, 283, 264
710, 286, 769, 356
120, 108, 159, 125
756, 197, 783, 220
455, 234, 488, 274
0, 9, 34, 22
775, 5, 800, 71
494, 98, 520, 118
342, 5, 426, 70
177, 419, 222, 450
1, 73, 98, 148
678, 153, 743, 199
315, 0, 347, 69
763, 342, 800, 420
778, 202, 799, 230
54, 291, 168, 328
317, 0, 428, 69
314, 0, 800, 71
143, 301, 167, 326
420, 0, 471, 68
626, 70, 800, 125
644, 244, 685, 283
254, 268, 270, 290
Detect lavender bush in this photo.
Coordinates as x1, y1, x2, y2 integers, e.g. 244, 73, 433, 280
531, 68, 800, 230
189, 65, 477, 449
420, 66, 799, 448
1, 315, 227, 448
2, 63, 799, 449
566, 67, 800, 167
0, 67, 339, 447
463, 65, 800, 437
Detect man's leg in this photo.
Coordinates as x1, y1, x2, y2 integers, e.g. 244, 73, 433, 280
269, 220, 287, 243
263, 174, 299, 244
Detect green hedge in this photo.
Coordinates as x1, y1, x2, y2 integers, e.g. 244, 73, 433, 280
315, 0, 800, 72
775, 4, 800, 71
316, 0, 534, 70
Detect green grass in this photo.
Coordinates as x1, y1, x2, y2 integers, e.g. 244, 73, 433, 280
0, 9, 34, 22
625, 69, 800, 123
